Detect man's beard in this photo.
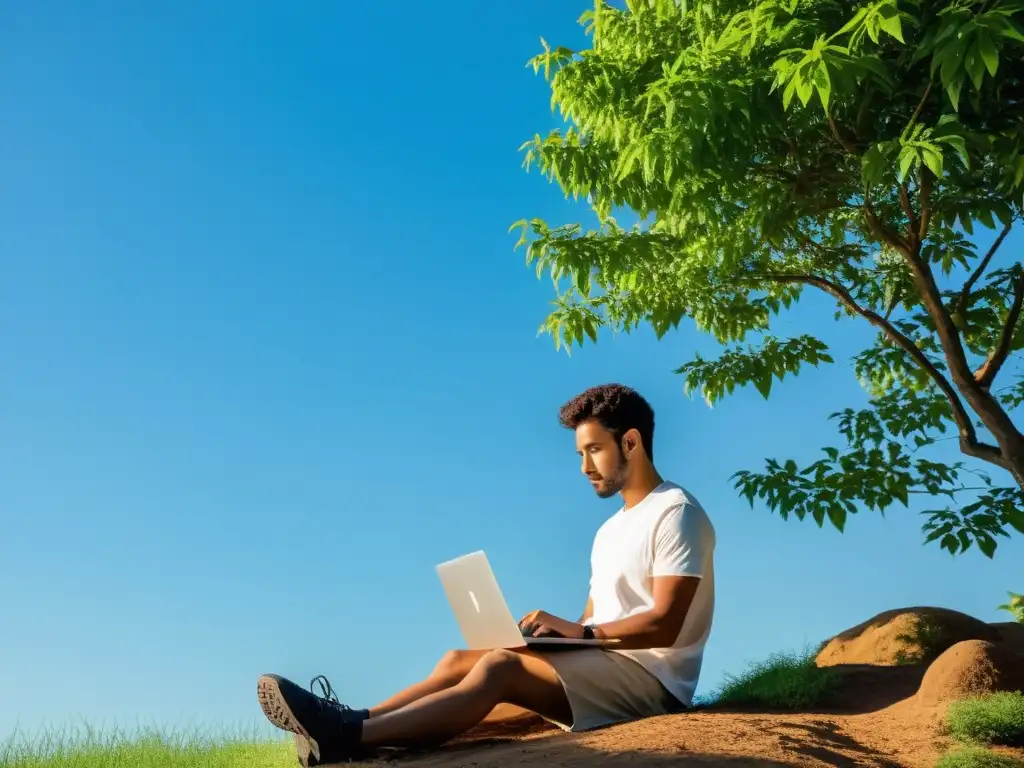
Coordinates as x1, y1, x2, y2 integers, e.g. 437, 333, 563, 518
593, 456, 628, 499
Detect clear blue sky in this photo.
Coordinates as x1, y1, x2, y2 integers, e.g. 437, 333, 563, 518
1, 1, 1021, 741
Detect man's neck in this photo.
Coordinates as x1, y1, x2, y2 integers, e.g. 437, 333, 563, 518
620, 466, 665, 510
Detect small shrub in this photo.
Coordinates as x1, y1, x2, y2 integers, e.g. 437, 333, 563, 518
936, 746, 1024, 768
998, 593, 1024, 625
711, 649, 840, 711
947, 692, 1024, 747
894, 615, 947, 665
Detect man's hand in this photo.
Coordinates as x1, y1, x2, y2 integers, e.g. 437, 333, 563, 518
517, 610, 585, 639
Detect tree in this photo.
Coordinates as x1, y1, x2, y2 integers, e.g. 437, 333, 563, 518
512, 0, 1024, 557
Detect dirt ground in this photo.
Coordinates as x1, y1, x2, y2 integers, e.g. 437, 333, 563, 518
333, 609, 1024, 767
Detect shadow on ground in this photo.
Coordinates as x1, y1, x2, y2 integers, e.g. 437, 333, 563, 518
818, 663, 927, 713
766, 720, 903, 768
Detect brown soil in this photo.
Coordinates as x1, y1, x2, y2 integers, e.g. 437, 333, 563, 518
333, 610, 1024, 767
917, 639, 1024, 705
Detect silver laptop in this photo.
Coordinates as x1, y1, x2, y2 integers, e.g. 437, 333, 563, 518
436, 550, 616, 650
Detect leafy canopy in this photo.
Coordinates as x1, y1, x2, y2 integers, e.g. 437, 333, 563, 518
513, 0, 1024, 557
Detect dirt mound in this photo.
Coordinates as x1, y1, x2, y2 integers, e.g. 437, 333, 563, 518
816, 607, 1000, 667
916, 639, 1024, 706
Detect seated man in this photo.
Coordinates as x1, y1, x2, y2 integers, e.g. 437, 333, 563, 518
257, 383, 716, 766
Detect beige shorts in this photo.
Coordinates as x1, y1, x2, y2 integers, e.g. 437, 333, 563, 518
537, 648, 682, 732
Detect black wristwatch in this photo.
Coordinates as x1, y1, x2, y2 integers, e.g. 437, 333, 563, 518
582, 624, 595, 640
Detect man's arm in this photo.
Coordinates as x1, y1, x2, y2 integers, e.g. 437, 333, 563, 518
588, 575, 699, 649
522, 502, 711, 646
587, 502, 711, 648
579, 597, 593, 625
519, 578, 697, 646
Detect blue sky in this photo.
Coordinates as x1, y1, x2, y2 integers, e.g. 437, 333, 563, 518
1, 1, 1021, 740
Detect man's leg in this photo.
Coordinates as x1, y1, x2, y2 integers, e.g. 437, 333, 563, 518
360, 648, 571, 748
368, 649, 489, 717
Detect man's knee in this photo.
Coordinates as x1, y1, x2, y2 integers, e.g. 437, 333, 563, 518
432, 649, 478, 680
472, 649, 524, 685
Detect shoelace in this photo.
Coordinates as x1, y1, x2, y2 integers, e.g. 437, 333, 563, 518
310, 675, 353, 715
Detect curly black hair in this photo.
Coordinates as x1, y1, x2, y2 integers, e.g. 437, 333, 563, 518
558, 383, 655, 461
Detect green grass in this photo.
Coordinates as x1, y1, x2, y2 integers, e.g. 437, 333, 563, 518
0, 725, 295, 768
947, 692, 1024, 747
935, 746, 1024, 768
710, 648, 841, 711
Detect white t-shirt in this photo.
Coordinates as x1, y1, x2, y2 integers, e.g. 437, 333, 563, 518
587, 481, 715, 707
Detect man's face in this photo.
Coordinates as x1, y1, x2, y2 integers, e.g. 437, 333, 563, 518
575, 419, 629, 499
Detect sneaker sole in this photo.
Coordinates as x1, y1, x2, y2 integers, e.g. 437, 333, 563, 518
256, 675, 321, 765
294, 734, 314, 767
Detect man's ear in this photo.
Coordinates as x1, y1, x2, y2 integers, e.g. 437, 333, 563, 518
622, 428, 641, 456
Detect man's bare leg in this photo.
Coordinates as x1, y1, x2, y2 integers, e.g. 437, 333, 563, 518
360, 649, 571, 748
369, 649, 522, 717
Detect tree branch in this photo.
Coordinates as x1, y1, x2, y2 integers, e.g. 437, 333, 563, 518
917, 168, 934, 243
759, 272, 1005, 467
899, 183, 917, 242
863, 198, 910, 253
956, 220, 1013, 317
863, 196, 974, 383
905, 80, 934, 137
975, 268, 1024, 389
828, 115, 857, 155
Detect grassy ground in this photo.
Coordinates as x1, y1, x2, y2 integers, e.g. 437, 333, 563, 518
0, 726, 296, 768
935, 746, 1024, 768
708, 647, 841, 710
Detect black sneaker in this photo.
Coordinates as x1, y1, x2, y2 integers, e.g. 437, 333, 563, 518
257, 673, 368, 766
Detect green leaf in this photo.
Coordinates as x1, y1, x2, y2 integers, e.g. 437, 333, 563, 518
965, 44, 986, 92
782, 76, 798, 110
879, 12, 904, 43
812, 507, 826, 528
999, 18, 1024, 43
978, 535, 997, 559
958, 530, 972, 552
827, 504, 847, 533
814, 64, 832, 111
892, 483, 909, 507
1006, 508, 1024, 535
898, 148, 917, 181
977, 31, 999, 77
946, 77, 963, 111
921, 145, 944, 178
941, 533, 958, 554
862, 144, 887, 185
941, 135, 969, 169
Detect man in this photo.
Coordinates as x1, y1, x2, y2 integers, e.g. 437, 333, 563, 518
257, 383, 716, 766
